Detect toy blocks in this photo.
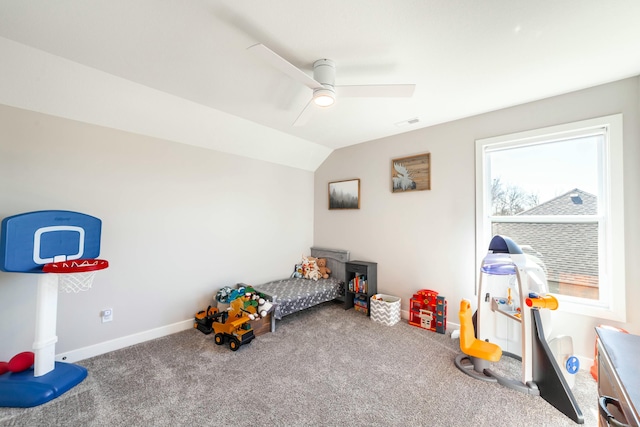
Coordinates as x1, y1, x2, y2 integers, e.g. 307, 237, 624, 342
409, 289, 447, 334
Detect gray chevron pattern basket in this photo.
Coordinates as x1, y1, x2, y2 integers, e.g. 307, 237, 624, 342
370, 294, 401, 326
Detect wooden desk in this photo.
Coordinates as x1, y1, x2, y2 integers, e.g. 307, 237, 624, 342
596, 327, 640, 426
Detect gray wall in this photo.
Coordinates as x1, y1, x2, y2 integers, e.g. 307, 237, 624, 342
314, 77, 640, 358
0, 104, 314, 361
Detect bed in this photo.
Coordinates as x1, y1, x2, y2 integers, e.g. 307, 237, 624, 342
254, 247, 350, 332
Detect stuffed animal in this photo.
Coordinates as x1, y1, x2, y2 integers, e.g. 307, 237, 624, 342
291, 263, 304, 278
216, 285, 250, 304
302, 256, 321, 281
245, 295, 273, 320
300, 255, 310, 274
215, 286, 232, 303
316, 258, 331, 279
257, 297, 273, 318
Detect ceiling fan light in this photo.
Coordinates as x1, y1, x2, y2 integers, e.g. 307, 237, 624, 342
313, 88, 335, 107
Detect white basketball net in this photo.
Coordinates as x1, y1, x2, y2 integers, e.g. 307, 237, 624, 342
57, 271, 97, 293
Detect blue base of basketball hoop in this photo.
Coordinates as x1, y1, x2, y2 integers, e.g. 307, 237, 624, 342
0, 362, 87, 407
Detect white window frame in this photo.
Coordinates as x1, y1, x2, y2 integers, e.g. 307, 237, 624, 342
475, 114, 625, 322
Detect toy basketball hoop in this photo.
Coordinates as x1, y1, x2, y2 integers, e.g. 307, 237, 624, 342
43, 259, 109, 293
0, 210, 110, 405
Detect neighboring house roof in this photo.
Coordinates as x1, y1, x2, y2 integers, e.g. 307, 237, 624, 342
519, 188, 597, 216
494, 188, 599, 294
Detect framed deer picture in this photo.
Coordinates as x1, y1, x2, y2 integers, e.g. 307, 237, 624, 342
391, 153, 430, 192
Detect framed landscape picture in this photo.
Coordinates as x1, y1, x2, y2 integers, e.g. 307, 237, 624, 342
391, 153, 430, 192
328, 179, 360, 210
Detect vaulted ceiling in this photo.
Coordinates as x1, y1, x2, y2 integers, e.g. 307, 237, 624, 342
1, 1, 639, 170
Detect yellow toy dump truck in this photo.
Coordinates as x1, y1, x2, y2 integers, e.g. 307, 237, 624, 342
194, 305, 255, 351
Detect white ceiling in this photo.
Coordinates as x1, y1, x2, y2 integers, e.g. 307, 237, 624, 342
1, 1, 639, 170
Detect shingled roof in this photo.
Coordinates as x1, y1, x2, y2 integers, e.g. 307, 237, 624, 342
493, 188, 599, 298
519, 188, 597, 216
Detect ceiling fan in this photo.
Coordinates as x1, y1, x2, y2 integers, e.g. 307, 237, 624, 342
247, 43, 416, 126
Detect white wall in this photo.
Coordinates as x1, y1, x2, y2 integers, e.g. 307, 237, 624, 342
2, 77, 637, 364
0, 104, 314, 361
314, 77, 640, 359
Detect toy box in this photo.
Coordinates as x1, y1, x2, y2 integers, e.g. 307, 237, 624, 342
370, 294, 401, 326
249, 311, 272, 337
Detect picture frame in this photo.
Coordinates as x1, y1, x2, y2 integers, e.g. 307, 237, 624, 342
391, 153, 430, 192
328, 179, 360, 210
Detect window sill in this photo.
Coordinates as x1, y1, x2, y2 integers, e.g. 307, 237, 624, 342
555, 297, 626, 322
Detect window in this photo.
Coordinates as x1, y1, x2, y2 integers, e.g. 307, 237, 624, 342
475, 114, 625, 321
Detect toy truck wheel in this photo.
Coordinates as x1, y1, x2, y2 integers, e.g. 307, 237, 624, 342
229, 337, 241, 351
214, 333, 224, 345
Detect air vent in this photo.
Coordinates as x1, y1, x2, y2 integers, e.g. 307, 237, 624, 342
395, 117, 420, 127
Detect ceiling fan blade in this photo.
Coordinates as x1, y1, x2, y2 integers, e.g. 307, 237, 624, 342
293, 99, 316, 127
337, 84, 416, 98
247, 43, 323, 90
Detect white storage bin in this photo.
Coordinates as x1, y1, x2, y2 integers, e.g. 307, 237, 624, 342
370, 294, 401, 326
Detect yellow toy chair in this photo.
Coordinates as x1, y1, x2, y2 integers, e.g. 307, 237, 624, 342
454, 299, 502, 381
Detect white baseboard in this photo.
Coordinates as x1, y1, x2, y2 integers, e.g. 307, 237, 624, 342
55, 319, 194, 363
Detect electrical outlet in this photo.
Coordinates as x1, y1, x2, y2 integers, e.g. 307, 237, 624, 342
102, 308, 113, 323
